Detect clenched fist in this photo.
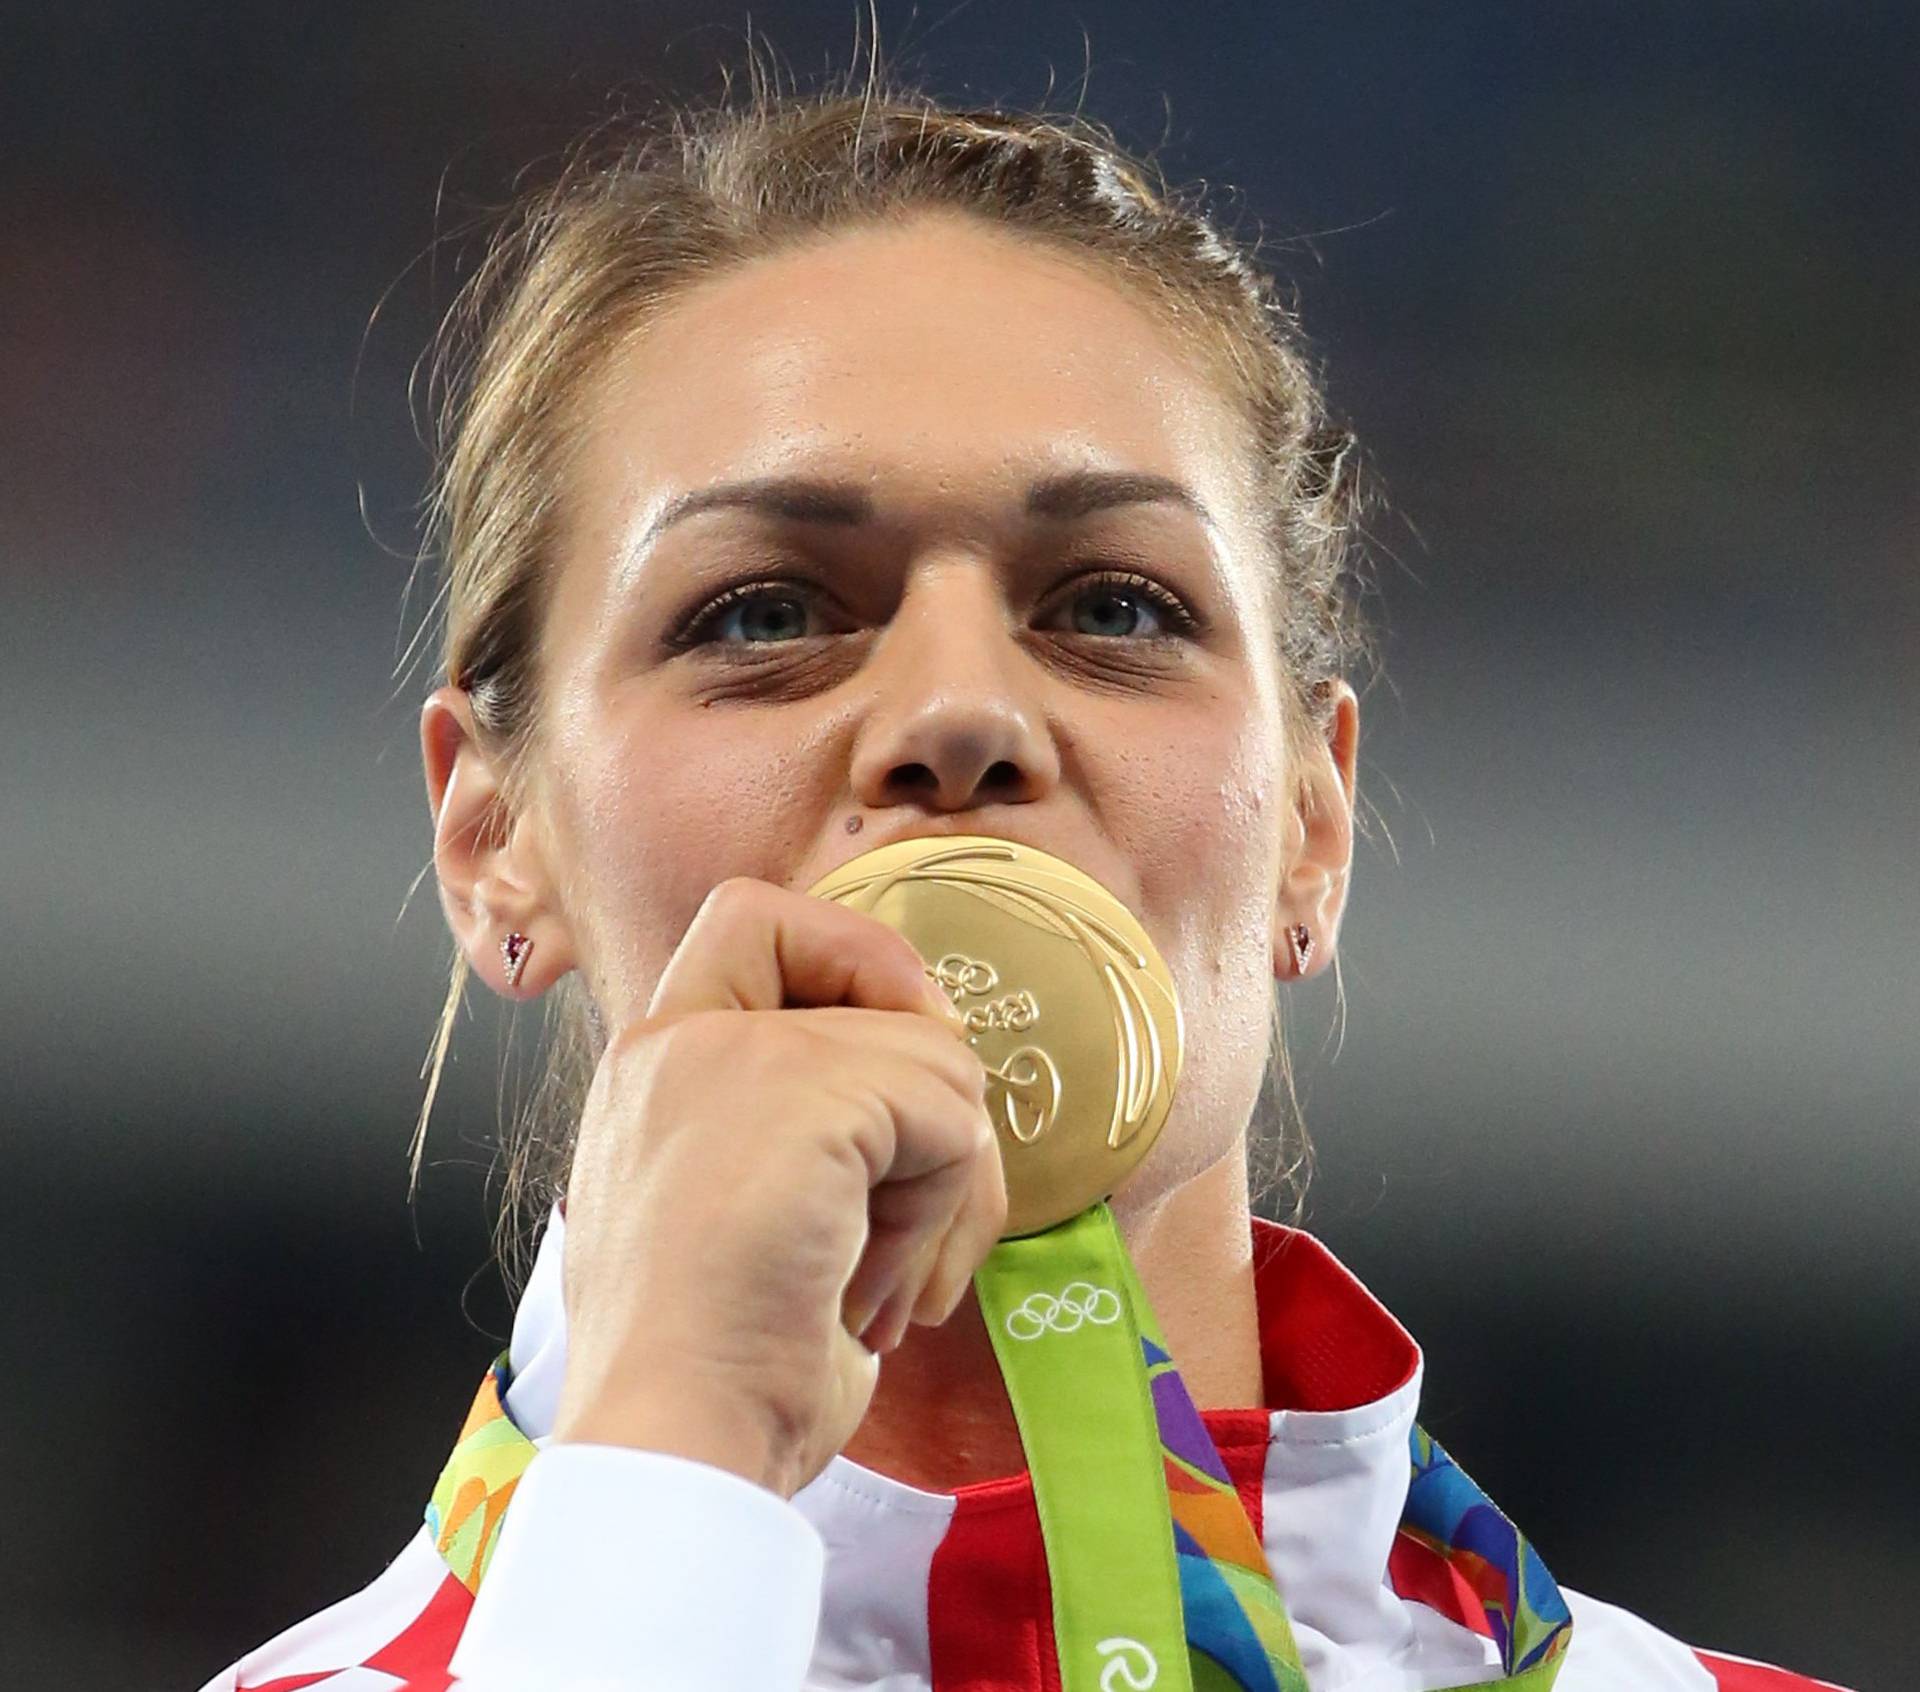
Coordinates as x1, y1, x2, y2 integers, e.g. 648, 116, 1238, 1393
550, 877, 1008, 1498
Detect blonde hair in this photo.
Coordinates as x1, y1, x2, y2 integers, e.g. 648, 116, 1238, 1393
400, 59, 1376, 1278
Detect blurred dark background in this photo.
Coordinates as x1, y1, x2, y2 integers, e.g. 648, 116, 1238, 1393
4, 3, 1914, 1688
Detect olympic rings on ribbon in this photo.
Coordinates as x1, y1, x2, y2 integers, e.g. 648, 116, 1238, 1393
1002, 1280, 1123, 1341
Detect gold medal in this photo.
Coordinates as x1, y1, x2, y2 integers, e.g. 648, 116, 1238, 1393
807, 835, 1183, 1237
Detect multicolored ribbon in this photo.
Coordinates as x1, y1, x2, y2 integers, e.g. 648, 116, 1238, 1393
427, 1206, 1572, 1689
1398, 1426, 1573, 1679
425, 1352, 523, 1592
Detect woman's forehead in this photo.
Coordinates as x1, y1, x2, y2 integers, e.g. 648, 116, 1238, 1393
570, 216, 1257, 549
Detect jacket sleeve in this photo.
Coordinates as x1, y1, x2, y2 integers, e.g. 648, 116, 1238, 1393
448, 1443, 826, 1690
1556, 1588, 1858, 1692
204, 1445, 826, 1692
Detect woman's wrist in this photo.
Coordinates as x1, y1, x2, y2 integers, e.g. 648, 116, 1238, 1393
551, 1393, 793, 1497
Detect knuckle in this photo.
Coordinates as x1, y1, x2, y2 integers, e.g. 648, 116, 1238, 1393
805, 1064, 891, 1156
706, 874, 768, 910
695, 871, 783, 937
695, 875, 774, 933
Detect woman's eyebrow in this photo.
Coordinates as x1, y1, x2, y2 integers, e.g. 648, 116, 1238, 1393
633, 467, 1215, 555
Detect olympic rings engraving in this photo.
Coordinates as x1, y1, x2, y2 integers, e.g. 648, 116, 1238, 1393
931, 952, 999, 998
1002, 1280, 1123, 1341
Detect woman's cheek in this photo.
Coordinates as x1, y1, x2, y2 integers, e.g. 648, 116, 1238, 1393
595, 713, 830, 913
1137, 713, 1277, 961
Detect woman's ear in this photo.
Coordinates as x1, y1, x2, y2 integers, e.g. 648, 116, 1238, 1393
1274, 680, 1359, 981
420, 685, 577, 997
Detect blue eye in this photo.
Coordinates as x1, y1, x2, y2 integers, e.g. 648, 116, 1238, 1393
661, 578, 825, 651
1057, 570, 1197, 639
702, 585, 816, 645
668, 569, 1198, 651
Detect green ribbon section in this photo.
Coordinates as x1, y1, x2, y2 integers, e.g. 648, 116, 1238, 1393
1491, 1663, 1567, 1692
974, 1202, 1198, 1692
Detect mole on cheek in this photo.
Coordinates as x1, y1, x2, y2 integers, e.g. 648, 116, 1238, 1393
844, 815, 864, 834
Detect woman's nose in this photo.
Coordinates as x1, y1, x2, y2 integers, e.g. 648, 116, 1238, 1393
846, 562, 1061, 813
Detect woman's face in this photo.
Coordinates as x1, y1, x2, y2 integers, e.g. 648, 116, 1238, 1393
433, 211, 1356, 1199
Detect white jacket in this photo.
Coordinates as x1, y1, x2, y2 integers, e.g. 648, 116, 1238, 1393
202, 1209, 1851, 1692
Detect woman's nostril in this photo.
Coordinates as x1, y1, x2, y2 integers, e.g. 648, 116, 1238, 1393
885, 759, 1026, 806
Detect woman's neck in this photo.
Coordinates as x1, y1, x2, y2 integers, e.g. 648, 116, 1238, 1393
837, 1146, 1263, 1494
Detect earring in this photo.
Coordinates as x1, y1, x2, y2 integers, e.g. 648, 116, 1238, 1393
501, 931, 533, 990
1286, 923, 1314, 976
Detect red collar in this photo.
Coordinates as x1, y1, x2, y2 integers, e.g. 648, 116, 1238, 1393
1249, 1215, 1420, 1413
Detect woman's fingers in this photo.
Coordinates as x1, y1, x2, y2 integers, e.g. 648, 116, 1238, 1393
911, 1119, 1009, 1327
647, 875, 953, 1021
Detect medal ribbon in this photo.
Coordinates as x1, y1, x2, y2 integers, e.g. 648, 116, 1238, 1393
427, 1209, 1571, 1689
973, 1201, 1308, 1692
